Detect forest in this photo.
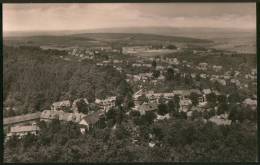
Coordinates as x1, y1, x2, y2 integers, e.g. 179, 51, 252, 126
3, 46, 128, 117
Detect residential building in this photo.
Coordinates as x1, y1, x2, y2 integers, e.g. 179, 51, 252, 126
79, 111, 105, 134
198, 63, 208, 70
71, 98, 89, 113
251, 68, 257, 75
209, 114, 231, 126
180, 99, 192, 112
136, 102, 158, 115
6, 125, 40, 139
51, 100, 71, 111
122, 46, 151, 54
4, 112, 41, 130
132, 63, 142, 67
156, 66, 165, 70
156, 113, 170, 121
212, 65, 223, 72
242, 98, 257, 110
200, 73, 207, 79
40, 110, 86, 123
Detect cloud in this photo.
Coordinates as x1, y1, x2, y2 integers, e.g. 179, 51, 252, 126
3, 3, 256, 31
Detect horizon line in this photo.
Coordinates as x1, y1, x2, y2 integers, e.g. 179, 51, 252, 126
3, 26, 256, 33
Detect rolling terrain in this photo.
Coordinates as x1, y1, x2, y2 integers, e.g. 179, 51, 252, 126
4, 32, 212, 49
4, 27, 255, 53
78, 27, 256, 53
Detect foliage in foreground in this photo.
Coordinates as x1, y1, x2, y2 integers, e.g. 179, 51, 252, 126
4, 117, 257, 163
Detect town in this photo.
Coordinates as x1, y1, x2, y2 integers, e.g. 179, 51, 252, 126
4, 43, 257, 146
3, 2, 257, 162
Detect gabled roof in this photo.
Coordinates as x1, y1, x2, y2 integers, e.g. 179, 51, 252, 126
209, 115, 231, 126
52, 100, 71, 107
41, 110, 86, 123
10, 125, 40, 133
41, 110, 59, 120
202, 89, 211, 94
190, 89, 202, 95
138, 103, 158, 112
172, 90, 191, 96
81, 111, 104, 125
4, 112, 41, 125
243, 98, 257, 106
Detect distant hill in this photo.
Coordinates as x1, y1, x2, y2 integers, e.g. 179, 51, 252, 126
4, 27, 255, 39
4, 32, 213, 48
4, 35, 104, 48
68, 33, 212, 43
70, 26, 255, 39
72, 27, 255, 53
4, 27, 255, 53
5, 35, 96, 42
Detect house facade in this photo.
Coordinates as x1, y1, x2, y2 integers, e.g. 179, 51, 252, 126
6, 125, 40, 139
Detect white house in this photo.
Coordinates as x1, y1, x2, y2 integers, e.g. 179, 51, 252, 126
7, 125, 40, 139
136, 102, 158, 115
156, 113, 170, 121
242, 98, 257, 110
51, 100, 71, 111
198, 63, 208, 71
180, 99, 192, 112
212, 65, 223, 72
79, 111, 104, 134
200, 73, 207, 79
209, 114, 231, 126
71, 98, 89, 113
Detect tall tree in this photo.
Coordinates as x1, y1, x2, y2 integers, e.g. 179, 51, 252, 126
165, 68, 175, 81
206, 93, 217, 106
152, 70, 160, 78
158, 103, 168, 116
167, 100, 176, 114
173, 95, 180, 112
76, 99, 89, 114
152, 60, 157, 69
190, 92, 200, 106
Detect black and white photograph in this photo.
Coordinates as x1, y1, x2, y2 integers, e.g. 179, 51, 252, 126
2, 2, 257, 162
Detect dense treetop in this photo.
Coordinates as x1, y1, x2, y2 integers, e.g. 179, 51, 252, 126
3, 46, 128, 116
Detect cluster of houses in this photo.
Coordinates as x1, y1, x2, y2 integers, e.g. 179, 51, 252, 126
51, 96, 116, 113
4, 109, 105, 141
96, 59, 124, 66
67, 46, 120, 61
4, 112, 42, 140
122, 46, 179, 55
4, 88, 256, 141
68, 47, 95, 60
196, 63, 222, 72
191, 48, 235, 56
66, 46, 255, 93
148, 57, 180, 65
132, 63, 152, 68
131, 85, 256, 125
132, 88, 213, 112
130, 88, 237, 126
126, 73, 155, 83
4, 96, 117, 140
122, 46, 151, 54
161, 57, 254, 90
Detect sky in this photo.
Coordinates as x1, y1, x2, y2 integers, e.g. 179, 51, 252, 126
3, 3, 256, 32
